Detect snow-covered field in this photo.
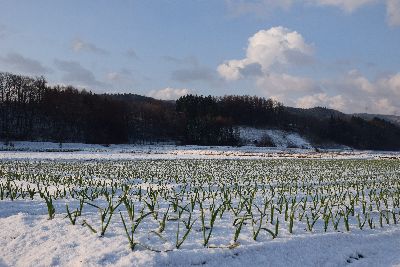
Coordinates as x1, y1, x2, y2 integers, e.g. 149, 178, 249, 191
0, 141, 399, 160
1, 145, 400, 267
1, 211, 399, 267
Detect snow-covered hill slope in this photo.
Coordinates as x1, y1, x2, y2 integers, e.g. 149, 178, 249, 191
238, 127, 312, 149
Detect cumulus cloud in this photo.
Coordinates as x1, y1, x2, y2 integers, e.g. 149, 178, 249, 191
387, 0, 400, 26
257, 73, 319, 95
294, 71, 400, 115
0, 53, 51, 75
377, 72, 400, 96
253, 72, 321, 108
296, 93, 347, 110
54, 59, 105, 88
217, 25, 400, 115
147, 88, 193, 100
345, 69, 375, 93
217, 27, 313, 81
71, 38, 109, 55
339, 70, 400, 98
373, 98, 399, 114
218, 26, 320, 107
296, 92, 399, 115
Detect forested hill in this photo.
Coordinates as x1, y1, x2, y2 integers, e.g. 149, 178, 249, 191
1, 71, 400, 150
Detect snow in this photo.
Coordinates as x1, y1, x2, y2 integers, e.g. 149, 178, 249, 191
238, 127, 313, 149
1, 210, 399, 267
1, 144, 400, 267
0, 141, 399, 160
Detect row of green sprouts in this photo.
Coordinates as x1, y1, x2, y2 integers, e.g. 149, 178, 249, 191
0, 159, 399, 252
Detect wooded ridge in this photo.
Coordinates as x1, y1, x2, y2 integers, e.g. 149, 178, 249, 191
1, 71, 400, 150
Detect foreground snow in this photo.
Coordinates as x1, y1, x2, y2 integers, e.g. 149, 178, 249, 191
1, 211, 399, 267
1, 149, 400, 267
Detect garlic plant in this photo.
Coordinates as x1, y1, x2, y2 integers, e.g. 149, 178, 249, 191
0, 158, 399, 251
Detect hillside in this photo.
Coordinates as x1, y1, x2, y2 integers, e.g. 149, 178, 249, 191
355, 113, 400, 127
285, 106, 347, 120
286, 107, 400, 128
1, 71, 400, 150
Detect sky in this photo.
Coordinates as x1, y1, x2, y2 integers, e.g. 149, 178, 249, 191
0, 0, 400, 115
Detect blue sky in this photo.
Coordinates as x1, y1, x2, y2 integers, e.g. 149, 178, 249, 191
1, 0, 400, 114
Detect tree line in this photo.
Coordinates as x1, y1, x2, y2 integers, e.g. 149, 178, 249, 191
1, 71, 400, 150
0, 72, 182, 144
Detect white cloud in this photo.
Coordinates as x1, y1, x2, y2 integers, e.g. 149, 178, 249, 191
377, 72, 400, 95
217, 26, 400, 115
71, 38, 109, 55
296, 93, 329, 108
147, 88, 193, 100
307, 0, 377, 13
387, 0, 400, 26
342, 71, 400, 114
217, 59, 248, 81
328, 95, 347, 110
254, 73, 320, 108
294, 71, 400, 115
345, 69, 375, 93
374, 98, 399, 114
256, 73, 318, 95
296, 93, 347, 110
218, 27, 320, 107
217, 26, 313, 81
218, 25, 400, 115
